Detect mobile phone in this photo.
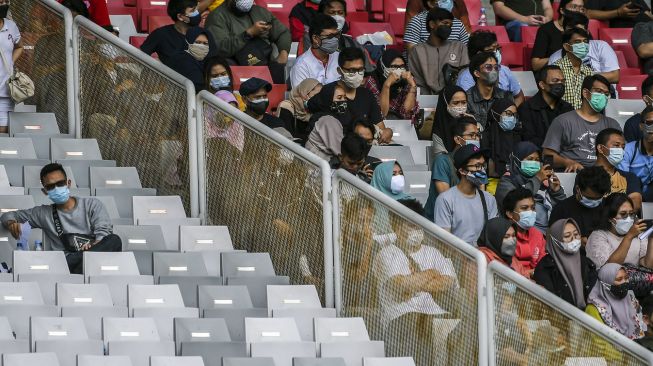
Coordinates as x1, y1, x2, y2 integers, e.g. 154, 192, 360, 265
543, 155, 554, 167
629, 1, 646, 10
643, 219, 653, 230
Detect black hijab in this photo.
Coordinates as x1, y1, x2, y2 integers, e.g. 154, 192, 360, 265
433, 85, 466, 152
508, 141, 540, 187
485, 97, 520, 177
290, 1, 317, 26
479, 217, 515, 264
306, 81, 357, 128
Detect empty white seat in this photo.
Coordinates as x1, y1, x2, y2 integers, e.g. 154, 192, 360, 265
36, 340, 103, 366
137, 218, 201, 250
512, 71, 538, 97
23, 165, 78, 188
416, 94, 438, 108
0, 282, 43, 305
51, 139, 102, 161
363, 358, 416, 366
174, 318, 231, 354
179, 226, 233, 252
30, 317, 89, 351
223, 358, 275, 366
150, 356, 205, 366
0, 165, 10, 187
0, 195, 35, 214
90, 167, 142, 195
314, 318, 370, 343
0, 302, 58, 339
95, 188, 156, 219
221, 253, 276, 278
273, 308, 336, 342
153, 253, 210, 278
368, 146, 415, 167
556, 172, 576, 198
0, 137, 38, 159
18, 273, 83, 305
159, 276, 222, 308
383, 120, 417, 143
3, 352, 60, 366
226, 276, 290, 308
61, 306, 127, 340
89, 275, 154, 307
245, 318, 302, 344
133, 308, 199, 342
8, 112, 59, 136
56, 159, 116, 188
320, 342, 385, 366
267, 285, 321, 313
133, 196, 186, 223
402, 141, 431, 166
114, 225, 166, 251
203, 309, 267, 342
107, 341, 175, 366
103, 317, 160, 344
109, 15, 138, 43
605, 99, 645, 129
198, 285, 253, 310
293, 358, 347, 366
13, 251, 69, 276
15, 134, 72, 160
0, 158, 49, 187
404, 171, 430, 195
643, 202, 653, 220
251, 342, 317, 366
180, 342, 247, 366
83, 252, 141, 280
0, 186, 24, 195
77, 355, 133, 366
56, 283, 113, 307
0, 317, 14, 340
128, 284, 185, 310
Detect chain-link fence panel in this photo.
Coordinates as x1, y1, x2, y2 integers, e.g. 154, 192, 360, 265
333, 172, 487, 366
74, 17, 196, 214
197, 92, 333, 305
12, 0, 73, 133
488, 262, 653, 366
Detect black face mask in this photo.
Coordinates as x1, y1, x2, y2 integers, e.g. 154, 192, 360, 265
610, 282, 630, 299
435, 25, 452, 40
247, 99, 269, 116
330, 100, 348, 115
548, 83, 565, 99
0, 5, 8, 19
187, 13, 201, 27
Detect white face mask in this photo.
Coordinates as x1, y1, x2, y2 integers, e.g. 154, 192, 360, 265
613, 217, 634, 236
390, 175, 405, 194
406, 229, 424, 248
340, 68, 364, 89
332, 15, 346, 31
447, 104, 467, 118
553, 237, 581, 254
501, 237, 517, 256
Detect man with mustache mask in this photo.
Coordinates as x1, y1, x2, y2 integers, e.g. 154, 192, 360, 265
408, 7, 469, 95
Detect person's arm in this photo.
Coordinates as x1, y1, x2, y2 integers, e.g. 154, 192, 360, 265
513, 91, 525, 107
542, 119, 585, 172
389, 270, 456, 300
531, 57, 549, 71
206, 12, 247, 58
1, 208, 40, 239
607, 220, 647, 264
600, 70, 620, 84
543, 148, 584, 172
289, 16, 305, 42
140, 30, 159, 56
269, 10, 292, 62
12, 39, 22, 63
642, 234, 653, 268
541, 0, 553, 21
400, 72, 418, 116
586, 3, 640, 20
88, 199, 112, 242
492, 0, 544, 24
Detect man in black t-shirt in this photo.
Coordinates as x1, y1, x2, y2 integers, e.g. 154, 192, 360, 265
239, 77, 289, 134
585, 0, 652, 28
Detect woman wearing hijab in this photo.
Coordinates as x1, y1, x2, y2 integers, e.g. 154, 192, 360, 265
363, 49, 419, 122
432, 85, 468, 153
305, 82, 351, 160
370, 161, 412, 201
169, 27, 217, 91
277, 78, 322, 143
534, 218, 597, 310
478, 217, 530, 278
495, 141, 565, 233
484, 97, 521, 179
586, 263, 645, 341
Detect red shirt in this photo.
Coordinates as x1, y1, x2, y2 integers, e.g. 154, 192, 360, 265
59, 0, 111, 27
289, 1, 319, 42
479, 246, 531, 279
515, 227, 546, 271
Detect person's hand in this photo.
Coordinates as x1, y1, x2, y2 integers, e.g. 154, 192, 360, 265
402, 70, 417, 87
618, 2, 641, 18
379, 128, 393, 144
383, 71, 400, 88
246, 21, 272, 38
523, 15, 545, 26
626, 219, 648, 238
276, 50, 288, 65
362, 163, 374, 178
535, 164, 552, 183
564, 161, 584, 173
6, 221, 20, 240
549, 173, 561, 192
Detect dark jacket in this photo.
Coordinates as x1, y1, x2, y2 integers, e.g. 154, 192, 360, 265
465, 85, 513, 130
533, 252, 598, 309
518, 91, 573, 147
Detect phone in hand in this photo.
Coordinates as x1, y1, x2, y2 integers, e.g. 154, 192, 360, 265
543, 154, 554, 168
629, 1, 646, 10
643, 219, 653, 230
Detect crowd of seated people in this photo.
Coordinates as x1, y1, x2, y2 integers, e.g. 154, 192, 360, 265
30, 0, 653, 354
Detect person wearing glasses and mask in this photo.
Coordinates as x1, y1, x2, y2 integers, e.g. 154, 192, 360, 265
534, 218, 598, 309
624, 76, 653, 143
552, 27, 596, 109
435, 144, 499, 246
550, 166, 611, 244
290, 14, 341, 89
408, 7, 469, 95
0, 164, 121, 274
466, 52, 514, 132
620, 106, 653, 202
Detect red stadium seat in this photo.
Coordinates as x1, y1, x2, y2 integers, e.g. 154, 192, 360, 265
124, 0, 137, 6
465, 0, 481, 25
147, 15, 173, 33
587, 19, 602, 39
552, 2, 560, 20
271, 10, 291, 29
387, 12, 406, 37
137, 0, 168, 32
348, 22, 396, 44
614, 50, 642, 75
231, 66, 274, 90
520, 26, 538, 45
347, 12, 368, 23
382, 0, 406, 17
352, 0, 365, 11
129, 35, 147, 48
471, 25, 510, 43
522, 45, 533, 71
598, 28, 632, 46
256, 0, 299, 12
268, 84, 287, 112
499, 42, 523, 68
617, 75, 648, 99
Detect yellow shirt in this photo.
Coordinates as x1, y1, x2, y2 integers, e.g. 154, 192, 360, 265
585, 304, 624, 361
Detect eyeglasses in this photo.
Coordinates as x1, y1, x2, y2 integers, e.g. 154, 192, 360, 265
43, 179, 67, 192
643, 119, 653, 126
318, 32, 341, 40
480, 64, 500, 72
341, 67, 364, 73
485, 46, 502, 53
465, 163, 486, 171
461, 132, 481, 139
616, 212, 638, 220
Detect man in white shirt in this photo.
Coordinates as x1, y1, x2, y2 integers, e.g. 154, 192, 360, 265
290, 13, 341, 88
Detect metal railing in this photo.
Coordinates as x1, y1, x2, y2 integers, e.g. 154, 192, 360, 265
488, 261, 653, 366
72, 16, 198, 217
196, 90, 334, 307
12, 0, 75, 134
332, 170, 488, 366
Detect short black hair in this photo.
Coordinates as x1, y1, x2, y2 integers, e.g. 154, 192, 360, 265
575, 166, 611, 196
203, 56, 234, 90
309, 13, 339, 39
40, 163, 67, 184
452, 116, 477, 137
595, 128, 623, 153
350, 119, 376, 137
642, 75, 653, 97
340, 134, 369, 161
502, 187, 534, 214
338, 47, 365, 67
469, 51, 497, 81
596, 193, 634, 231
426, 7, 454, 31
536, 65, 562, 84
397, 198, 426, 217
167, 0, 197, 22
581, 74, 610, 94
558, 0, 576, 16
319, 0, 347, 14
60, 0, 90, 17
468, 30, 498, 57
562, 27, 589, 45
562, 11, 589, 31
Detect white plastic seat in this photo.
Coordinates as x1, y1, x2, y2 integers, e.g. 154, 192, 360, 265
132, 196, 186, 223
605, 99, 645, 130
13, 251, 70, 276
174, 318, 231, 355
198, 285, 253, 310
320, 342, 385, 366
90, 167, 142, 195
203, 308, 267, 342
404, 171, 430, 195
3, 352, 60, 366
416, 94, 438, 108
226, 276, 290, 308
402, 140, 431, 166
153, 252, 210, 278
23, 165, 78, 189
107, 341, 175, 366
179, 226, 233, 252
245, 318, 302, 344
368, 146, 415, 167
77, 355, 133, 366
363, 358, 416, 366
103, 317, 160, 344
0, 195, 35, 214
150, 356, 205, 366
8, 112, 59, 136
83, 252, 141, 280
273, 308, 336, 341
137, 218, 201, 251
0, 339, 29, 354
133, 307, 199, 341
0, 317, 15, 340
266, 285, 322, 314
51, 139, 102, 161
314, 318, 370, 343
643, 202, 653, 220
0, 282, 44, 305
251, 342, 317, 366
108, 15, 138, 43
222, 357, 275, 366
15, 134, 71, 160
18, 273, 83, 305
221, 253, 276, 278
30, 317, 89, 351
60, 306, 127, 340
95, 188, 156, 219
0, 165, 10, 187
158, 276, 222, 308
383, 120, 417, 143
180, 342, 247, 366
89, 275, 154, 307
0, 137, 38, 159
0, 158, 50, 187
127, 284, 185, 310
114, 225, 168, 275
556, 172, 576, 198
56, 283, 113, 307
512, 71, 538, 97
293, 358, 347, 366
0, 302, 58, 339
56, 160, 116, 188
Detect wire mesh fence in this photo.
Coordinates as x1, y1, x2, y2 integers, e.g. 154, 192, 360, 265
333, 173, 485, 366
198, 93, 332, 304
12, 0, 72, 133
74, 18, 194, 214
489, 263, 653, 366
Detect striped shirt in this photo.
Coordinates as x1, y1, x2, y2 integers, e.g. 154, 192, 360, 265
403, 11, 469, 46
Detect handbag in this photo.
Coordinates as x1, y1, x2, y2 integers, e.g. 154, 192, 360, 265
51, 204, 95, 252
0, 47, 34, 104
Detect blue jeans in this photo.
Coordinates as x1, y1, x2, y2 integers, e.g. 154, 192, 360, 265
504, 20, 529, 42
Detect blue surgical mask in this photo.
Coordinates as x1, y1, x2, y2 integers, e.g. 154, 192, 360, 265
48, 186, 70, 205
465, 139, 480, 148
515, 210, 536, 230
499, 115, 516, 131
604, 147, 624, 167
578, 191, 602, 208
466, 169, 488, 187
437, 0, 454, 11
210, 76, 231, 90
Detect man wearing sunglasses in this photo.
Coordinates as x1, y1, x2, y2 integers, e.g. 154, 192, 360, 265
0, 163, 121, 274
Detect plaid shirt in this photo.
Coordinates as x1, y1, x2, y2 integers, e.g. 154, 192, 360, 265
364, 76, 420, 122
554, 55, 595, 109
